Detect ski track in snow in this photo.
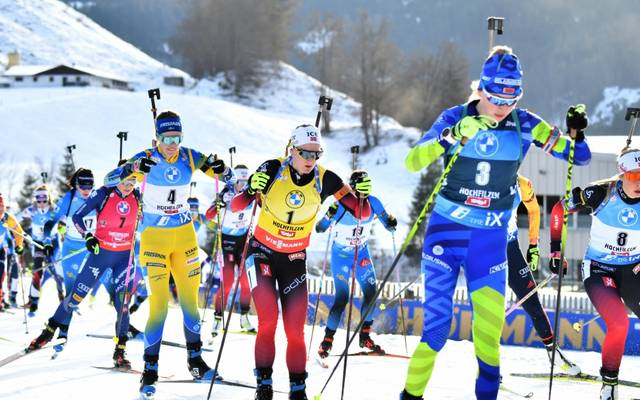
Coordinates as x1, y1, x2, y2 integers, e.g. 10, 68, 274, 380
1, 285, 640, 399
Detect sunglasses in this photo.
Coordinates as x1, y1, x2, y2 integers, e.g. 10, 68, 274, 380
36, 200, 48, 204
78, 185, 94, 190
236, 179, 248, 186
624, 171, 640, 182
122, 178, 137, 187
295, 147, 323, 161
483, 87, 520, 107
158, 135, 183, 145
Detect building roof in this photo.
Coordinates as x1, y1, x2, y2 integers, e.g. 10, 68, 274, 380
3, 64, 128, 83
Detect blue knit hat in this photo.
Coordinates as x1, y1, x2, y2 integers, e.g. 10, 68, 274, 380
156, 115, 182, 136
478, 52, 523, 97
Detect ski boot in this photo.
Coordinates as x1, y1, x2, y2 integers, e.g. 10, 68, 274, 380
113, 336, 132, 370
27, 296, 38, 317
544, 341, 580, 375
187, 341, 218, 381
240, 312, 256, 333
359, 322, 385, 354
28, 320, 58, 351
128, 324, 144, 340
140, 355, 159, 399
9, 292, 17, 308
254, 367, 273, 400
288, 372, 308, 400
318, 329, 335, 359
600, 368, 618, 400
400, 389, 423, 400
211, 314, 223, 338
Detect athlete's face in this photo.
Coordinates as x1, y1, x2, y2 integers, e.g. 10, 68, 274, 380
117, 178, 136, 197
290, 143, 322, 175
622, 172, 640, 198
77, 185, 93, 199
157, 131, 182, 158
0, 196, 5, 217
477, 90, 518, 123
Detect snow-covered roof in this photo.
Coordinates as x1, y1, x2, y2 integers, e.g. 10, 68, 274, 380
3, 64, 128, 83
3, 65, 53, 76
588, 135, 634, 155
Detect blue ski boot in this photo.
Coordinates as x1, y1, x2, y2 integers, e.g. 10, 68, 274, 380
254, 368, 273, 400
139, 355, 158, 399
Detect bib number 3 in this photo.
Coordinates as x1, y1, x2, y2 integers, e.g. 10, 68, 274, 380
475, 161, 491, 186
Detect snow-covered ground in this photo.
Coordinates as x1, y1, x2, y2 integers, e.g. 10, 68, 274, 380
0, 0, 188, 88
1, 284, 640, 400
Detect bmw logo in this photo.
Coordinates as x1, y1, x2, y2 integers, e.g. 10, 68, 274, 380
286, 190, 305, 209
432, 245, 444, 256
618, 207, 638, 227
474, 131, 499, 157
164, 166, 181, 183
117, 201, 130, 216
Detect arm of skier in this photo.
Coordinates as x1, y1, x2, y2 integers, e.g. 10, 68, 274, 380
315, 202, 340, 233
529, 106, 591, 166
5, 213, 24, 249
43, 193, 69, 237
321, 170, 371, 219
72, 187, 107, 237
369, 195, 397, 232
191, 149, 235, 185
231, 160, 281, 212
549, 184, 607, 247
104, 151, 150, 187
404, 107, 462, 172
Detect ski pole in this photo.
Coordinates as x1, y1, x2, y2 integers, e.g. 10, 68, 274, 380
624, 107, 640, 150
207, 198, 259, 400
351, 146, 360, 170
66, 145, 77, 171
379, 275, 420, 310
33, 247, 88, 274
340, 197, 365, 400
307, 223, 334, 360
487, 16, 504, 51
572, 314, 600, 333
504, 273, 557, 317
2, 224, 45, 250
228, 147, 236, 169
392, 232, 408, 355
548, 138, 575, 400
148, 88, 160, 123
315, 95, 333, 128
40, 172, 48, 184
16, 255, 28, 333
115, 177, 148, 339
117, 131, 128, 161
315, 140, 467, 399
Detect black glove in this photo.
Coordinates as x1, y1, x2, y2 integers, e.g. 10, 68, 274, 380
548, 240, 567, 275
15, 245, 24, 255
84, 233, 100, 255
133, 157, 157, 173
204, 154, 226, 174
326, 203, 339, 219
387, 215, 398, 230
565, 104, 588, 142
43, 243, 54, 258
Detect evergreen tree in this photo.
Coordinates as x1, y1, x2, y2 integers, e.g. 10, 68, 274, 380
57, 150, 76, 195
17, 170, 39, 211
404, 161, 443, 265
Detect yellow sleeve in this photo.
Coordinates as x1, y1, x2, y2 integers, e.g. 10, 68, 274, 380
6, 214, 24, 248
518, 175, 540, 245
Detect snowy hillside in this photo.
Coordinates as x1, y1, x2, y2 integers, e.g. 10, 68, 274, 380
0, 0, 189, 87
2, 285, 640, 400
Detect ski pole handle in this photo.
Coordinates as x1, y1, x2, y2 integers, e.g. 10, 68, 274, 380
315, 95, 333, 128
148, 88, 161, 123
624, 107, 640, 149
487, 16, 504, 51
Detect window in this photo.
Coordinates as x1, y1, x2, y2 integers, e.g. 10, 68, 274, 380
15, 77, 23, 82
49, 76, 54, 82
33, 77, 38, 82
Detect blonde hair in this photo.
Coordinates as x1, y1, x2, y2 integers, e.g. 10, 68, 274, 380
487, 45, 513, 59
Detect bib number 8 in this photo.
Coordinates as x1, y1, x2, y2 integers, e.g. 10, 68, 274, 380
475, 161, 491, 186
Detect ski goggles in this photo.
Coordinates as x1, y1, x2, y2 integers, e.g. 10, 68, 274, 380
236, 179, 248, 187
623, 170, 640, 181
34, 194, 49, 203
157, 134, 183, 145
295, 147, 323, 161
121, 177, 137, 187
483, 87, 520, 107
